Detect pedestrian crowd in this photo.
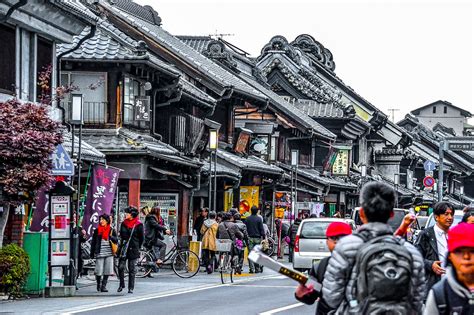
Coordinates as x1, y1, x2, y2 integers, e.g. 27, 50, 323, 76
76, 181, 473, 315
294, 182, 474, 315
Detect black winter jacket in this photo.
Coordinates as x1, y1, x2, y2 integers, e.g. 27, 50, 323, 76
145, 214, 167, 246
415, 226, 442, 297
289, 219, 302, 246
119, 221, 144, 260
90, 227, 118, 258
245, 215, 265, 238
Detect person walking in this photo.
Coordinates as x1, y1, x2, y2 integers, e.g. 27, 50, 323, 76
90, 214, 118, 292
245, 206, 265, 273
423, 223, 474, 315
461, 210, 474, 224
201, 211, 218, 274
233, 213, 249, 274
322, 182, 426, 314
118, 206, 144, 294
145, 206, 171, 267
415, 202, 454, 298
193, 208, 208, 241
288, 218, 302, 263
295, 222, 353, 315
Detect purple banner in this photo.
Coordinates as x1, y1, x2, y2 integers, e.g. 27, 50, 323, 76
30, 186, 50, 232
82, 165, 120, 238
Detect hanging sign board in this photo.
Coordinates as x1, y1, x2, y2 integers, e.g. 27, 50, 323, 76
332, 150, 350, 176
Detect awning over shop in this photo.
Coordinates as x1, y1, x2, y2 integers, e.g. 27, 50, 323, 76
217, 149, 284, 176
202, 159, 241, 180
279, 164, 357, 191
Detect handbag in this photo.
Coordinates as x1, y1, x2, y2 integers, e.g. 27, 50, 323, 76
109, 230, 118, 256
119, 224, 136, 259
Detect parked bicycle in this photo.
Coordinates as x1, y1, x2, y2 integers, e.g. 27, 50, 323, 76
216, 239, 236, 284
135, 234, 200, 278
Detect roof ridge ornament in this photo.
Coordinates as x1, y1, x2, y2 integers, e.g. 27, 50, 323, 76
258, 35, 300, 64
203, 40, 238, 71
291, 34, 336, 72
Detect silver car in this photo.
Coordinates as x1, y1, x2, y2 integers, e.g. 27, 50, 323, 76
292, 218, 356, 271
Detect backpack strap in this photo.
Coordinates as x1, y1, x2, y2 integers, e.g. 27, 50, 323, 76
432, 278, 448, 315
316, 257, 330, 283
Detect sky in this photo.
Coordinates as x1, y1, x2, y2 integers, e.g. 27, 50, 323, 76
135, 0, 473, 123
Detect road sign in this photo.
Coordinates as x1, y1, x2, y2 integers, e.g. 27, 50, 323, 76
423, 160, 436, 172
425, 171, 434, 177
50, 144, 74, 176
447, 142, 474, 151
423, 176, 435, 188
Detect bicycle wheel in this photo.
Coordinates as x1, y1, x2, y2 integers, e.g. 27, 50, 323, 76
136, 250, 154, 278
172, 250, 200, 278
219, 253, 233, 284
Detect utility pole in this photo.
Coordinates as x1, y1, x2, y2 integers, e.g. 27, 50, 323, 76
387, 108, 400, 122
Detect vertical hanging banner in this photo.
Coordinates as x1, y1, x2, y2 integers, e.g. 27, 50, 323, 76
30, 186, 51, 232
82, 165, 120, 238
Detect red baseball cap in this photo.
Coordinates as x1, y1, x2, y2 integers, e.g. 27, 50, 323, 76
448, 223, 474, 252
326, 222, 352, 238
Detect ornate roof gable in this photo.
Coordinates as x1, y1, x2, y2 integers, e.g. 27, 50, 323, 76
291, 34, 335, 72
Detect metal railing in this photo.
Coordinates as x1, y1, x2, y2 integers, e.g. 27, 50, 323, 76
64, 101, 108, 125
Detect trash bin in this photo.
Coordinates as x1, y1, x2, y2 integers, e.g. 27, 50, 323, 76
23, 232, 48, 295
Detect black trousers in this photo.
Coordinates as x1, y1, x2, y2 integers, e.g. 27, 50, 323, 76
202, 249, 215, 269
118, 258, 137, 290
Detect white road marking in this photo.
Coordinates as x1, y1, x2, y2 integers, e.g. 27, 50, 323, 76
233, 284, 296, 288
259, 302, 305, 315
60, 274, 283, 314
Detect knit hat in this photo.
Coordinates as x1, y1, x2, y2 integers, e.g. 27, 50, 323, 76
326, 222, 352, 238
447, 223, 474, 252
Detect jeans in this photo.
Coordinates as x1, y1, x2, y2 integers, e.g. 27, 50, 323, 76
153, 239, 167, 261
118, 258, 137, 290
248, 237, 262, 272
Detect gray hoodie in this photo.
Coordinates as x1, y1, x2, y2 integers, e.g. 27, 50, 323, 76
423, 266, 474, 315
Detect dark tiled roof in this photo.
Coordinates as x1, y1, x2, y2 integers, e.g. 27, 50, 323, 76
177, 36, 335, 139
237, 74, 336, 140
295, 101, 344, 118
105, 3, 267, 101
61, 130, 105, 163
111, 0, 162, 26
52, 1, 99, 23
81, 128, 200, 168
180, 78, 216, 105
202, 159, 241, 178
217, 150, 283, 175
57, 21, 179, 76
289, 165, 357, 190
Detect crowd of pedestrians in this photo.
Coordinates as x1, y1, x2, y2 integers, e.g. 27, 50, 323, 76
293, 182, 474, 315
77, 180, 473, 315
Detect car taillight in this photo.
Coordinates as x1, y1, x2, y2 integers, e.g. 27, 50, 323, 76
294, 235, 300, 252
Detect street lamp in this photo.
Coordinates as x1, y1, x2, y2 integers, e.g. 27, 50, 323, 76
209, 129, 218, 212
291, 150, 298, 221
70, 93, 83, 289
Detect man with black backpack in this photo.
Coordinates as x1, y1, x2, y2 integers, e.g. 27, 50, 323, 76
423, 223, 474, 315
322, 182, 426, 314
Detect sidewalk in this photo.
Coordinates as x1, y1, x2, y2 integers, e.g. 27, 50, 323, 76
0, 258, 290, 315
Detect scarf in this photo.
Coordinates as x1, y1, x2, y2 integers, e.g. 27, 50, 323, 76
123, 216, 140, 229
97, 224, 111, 240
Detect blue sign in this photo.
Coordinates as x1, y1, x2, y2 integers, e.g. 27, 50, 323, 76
50, 144, 74, 176
423, 160, 436, 172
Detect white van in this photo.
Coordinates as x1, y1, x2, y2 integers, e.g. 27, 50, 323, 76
292, 218, 356, 271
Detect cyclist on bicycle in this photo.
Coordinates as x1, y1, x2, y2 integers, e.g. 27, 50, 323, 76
145, 206, 171, 266
232, 213, 249, 274
217, 212, 243, 267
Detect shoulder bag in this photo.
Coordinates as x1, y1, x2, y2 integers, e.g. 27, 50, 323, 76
119, 224, 136, 259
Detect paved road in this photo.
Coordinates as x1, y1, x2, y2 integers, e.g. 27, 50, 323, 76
73, 276, 316, 315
